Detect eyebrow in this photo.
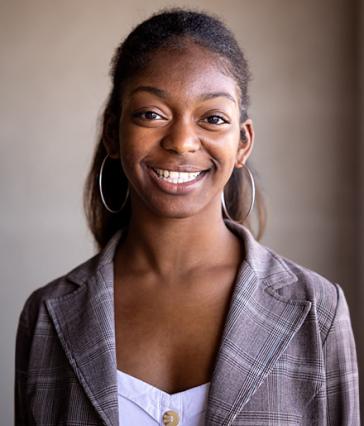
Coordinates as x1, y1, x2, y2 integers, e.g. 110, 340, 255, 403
129, 86, 236, 104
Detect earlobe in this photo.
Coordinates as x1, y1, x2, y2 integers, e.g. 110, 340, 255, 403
234, 149, 247, 168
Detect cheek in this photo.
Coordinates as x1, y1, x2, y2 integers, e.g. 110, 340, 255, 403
207, 131, 240, 169
119, 125, 146, 163
119, 143, 144, 182
118, 130, 142, 180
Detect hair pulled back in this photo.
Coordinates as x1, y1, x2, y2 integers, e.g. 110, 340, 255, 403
84, 8, 266, 249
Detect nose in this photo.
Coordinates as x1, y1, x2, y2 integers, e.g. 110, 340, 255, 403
161, 118, 201, 154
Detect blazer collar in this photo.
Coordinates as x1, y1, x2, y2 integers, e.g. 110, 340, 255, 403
206, 221, 311, 425
46, 221, 311, 426
46, 230, 122, 426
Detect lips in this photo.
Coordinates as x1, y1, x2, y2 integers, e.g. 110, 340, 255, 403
148, 163, 209, 172
146, 164, 210, 194
152, 168, 202, 184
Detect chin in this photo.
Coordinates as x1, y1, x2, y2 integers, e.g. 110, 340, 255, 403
133, 191, 216, 220
150, 204, 200, 219
139, 197, 203, 219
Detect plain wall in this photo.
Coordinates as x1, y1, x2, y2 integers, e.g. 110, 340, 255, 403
1, 0, 361, 423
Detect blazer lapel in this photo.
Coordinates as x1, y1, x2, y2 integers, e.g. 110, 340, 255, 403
43, 221, 311, 426
45, 231, 123, 426
206, 222, 312, 425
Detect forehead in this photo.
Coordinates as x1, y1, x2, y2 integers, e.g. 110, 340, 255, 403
124, 43, 240, 102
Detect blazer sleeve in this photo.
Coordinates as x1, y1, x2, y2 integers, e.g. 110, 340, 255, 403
302, 284, 360, 425
325, 284, 360, 424
14, 295, 35, 426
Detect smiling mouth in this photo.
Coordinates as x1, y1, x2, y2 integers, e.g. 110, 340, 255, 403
151, 167, 207, 184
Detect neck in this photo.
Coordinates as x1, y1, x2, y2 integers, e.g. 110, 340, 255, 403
115, 197, 241, 278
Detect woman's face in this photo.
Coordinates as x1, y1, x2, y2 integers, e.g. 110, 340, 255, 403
112, 42, 254, 219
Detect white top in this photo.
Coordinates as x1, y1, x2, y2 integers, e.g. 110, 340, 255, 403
117, 369, 210, 425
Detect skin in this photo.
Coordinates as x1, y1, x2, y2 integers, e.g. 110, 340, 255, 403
105, 41, 254, 394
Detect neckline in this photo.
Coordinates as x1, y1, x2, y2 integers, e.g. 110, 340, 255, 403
117, 368, 210, 398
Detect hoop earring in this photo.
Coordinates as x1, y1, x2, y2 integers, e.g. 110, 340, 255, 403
99, 154, 129, 214
221, 164, 255, 221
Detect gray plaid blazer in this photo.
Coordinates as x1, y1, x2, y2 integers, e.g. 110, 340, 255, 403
15, 220, 360, 425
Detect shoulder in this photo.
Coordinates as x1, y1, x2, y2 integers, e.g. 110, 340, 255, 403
272, 249, 339, 307
230, 221, 339, 306
259, 244, 347, 342
18, 252, 100, 329
226, 221, 348, 341
19, 228, 123, 326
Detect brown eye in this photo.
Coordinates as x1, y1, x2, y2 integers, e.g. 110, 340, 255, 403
204, 115, 228, 125
133, 111, 164, 120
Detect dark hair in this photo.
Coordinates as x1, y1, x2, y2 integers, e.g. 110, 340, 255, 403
84, 8, 266, 249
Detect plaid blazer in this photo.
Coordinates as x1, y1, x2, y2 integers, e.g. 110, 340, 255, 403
15, 220, 360, 425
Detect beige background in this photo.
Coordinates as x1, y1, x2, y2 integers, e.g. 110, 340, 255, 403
1, 0, 362, 423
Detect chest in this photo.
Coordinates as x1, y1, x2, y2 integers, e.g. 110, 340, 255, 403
114, 272, 235, 394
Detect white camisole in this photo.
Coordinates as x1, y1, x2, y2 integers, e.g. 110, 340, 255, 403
117, 369, 210, 425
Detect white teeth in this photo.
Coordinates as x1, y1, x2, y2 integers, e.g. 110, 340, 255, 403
153, 168, 202, 183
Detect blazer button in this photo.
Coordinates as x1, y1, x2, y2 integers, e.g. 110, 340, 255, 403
162, 410, 180, 425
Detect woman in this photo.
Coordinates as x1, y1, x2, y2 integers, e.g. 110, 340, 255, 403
15, 8, 359, 426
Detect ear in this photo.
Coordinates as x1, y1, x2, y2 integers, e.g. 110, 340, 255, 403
235, 118, 254, 168
102, 110, 120, 159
